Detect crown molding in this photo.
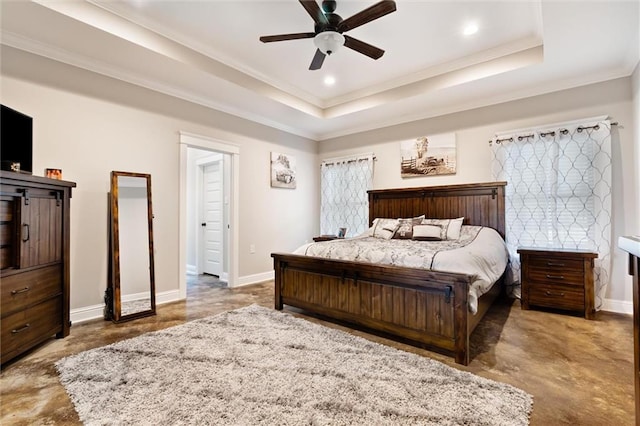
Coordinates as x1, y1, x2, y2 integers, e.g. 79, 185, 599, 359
1, 31, 320, 141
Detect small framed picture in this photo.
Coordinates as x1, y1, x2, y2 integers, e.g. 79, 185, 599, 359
338, 227, 347, 238
45, 168, 62, 180
270, 152, 296, 189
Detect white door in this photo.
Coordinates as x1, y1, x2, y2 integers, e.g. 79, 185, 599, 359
202, 162, 223, 276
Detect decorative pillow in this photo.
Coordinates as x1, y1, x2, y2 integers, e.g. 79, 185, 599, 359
370, 218, 400, 240
367, 218, 389, 236
446, 217, 464, 240
412, 224, 443, 241
421, 217, 465, 240
392, 215, 425, 239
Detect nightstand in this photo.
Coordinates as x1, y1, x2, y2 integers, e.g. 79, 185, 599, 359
313, 235, 339, 242
518, 247, 598, 319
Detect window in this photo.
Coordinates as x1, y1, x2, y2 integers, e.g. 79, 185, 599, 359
491, 118, 612, 308
320, 154, 374, 238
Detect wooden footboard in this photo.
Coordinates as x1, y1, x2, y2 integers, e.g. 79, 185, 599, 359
272, 253, 479, 365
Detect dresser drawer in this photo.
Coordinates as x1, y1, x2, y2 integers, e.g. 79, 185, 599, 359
1, 265, 62, 316
1, 296, 63, 362
528, 283, 585, 311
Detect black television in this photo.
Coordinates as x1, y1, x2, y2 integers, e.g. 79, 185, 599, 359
1, 104, 33, 174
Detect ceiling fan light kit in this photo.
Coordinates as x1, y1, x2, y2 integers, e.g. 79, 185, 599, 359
260, 0, 397, 70
313, 31, 344, 55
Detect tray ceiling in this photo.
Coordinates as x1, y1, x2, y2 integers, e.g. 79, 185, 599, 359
1, 1, 638, 140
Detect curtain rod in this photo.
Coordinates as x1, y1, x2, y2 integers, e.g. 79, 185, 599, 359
321, 152, 376, 165
488, 121, 619, 145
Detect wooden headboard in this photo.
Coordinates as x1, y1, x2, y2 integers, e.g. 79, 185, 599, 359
368, 181, 507, 238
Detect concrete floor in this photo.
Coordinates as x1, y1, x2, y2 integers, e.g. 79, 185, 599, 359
0, 275, 635, 425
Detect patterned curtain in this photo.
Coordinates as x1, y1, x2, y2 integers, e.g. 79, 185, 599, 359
321, 154, 374, 238
491, 117, 612, 309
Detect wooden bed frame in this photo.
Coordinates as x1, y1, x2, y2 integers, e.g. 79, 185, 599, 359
272, 181, 507, 365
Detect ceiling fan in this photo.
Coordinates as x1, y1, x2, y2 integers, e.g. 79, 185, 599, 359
259, 0, 397, 70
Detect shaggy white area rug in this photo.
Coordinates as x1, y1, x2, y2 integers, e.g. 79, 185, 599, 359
56, 304, 532, 425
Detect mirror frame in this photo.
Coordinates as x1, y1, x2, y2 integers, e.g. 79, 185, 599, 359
107, 171, 156, 323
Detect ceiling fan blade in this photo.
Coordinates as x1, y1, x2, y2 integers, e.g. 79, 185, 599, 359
338, 0, 396, 33
309, 49, 326, 70
299, 0, 329, 26
260, 32, 316, 43
343, 35, 384, 60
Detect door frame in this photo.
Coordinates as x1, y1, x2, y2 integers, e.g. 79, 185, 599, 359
179, 131, 239, 298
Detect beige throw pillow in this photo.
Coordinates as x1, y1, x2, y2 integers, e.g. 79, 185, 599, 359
421, 217, 465, 240
370, 218, 400, 240
412, 224, 443, 241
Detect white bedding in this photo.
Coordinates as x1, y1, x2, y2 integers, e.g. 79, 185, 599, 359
294, 226, 508, 314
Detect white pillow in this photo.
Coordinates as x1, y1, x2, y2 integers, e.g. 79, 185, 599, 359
370, 218, 400, 240
447, 217, 464, 240
412, 224, 443, 241
421, 217, 464, 240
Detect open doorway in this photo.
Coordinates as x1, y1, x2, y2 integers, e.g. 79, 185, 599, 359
185, 148, 230, 296
179, 132, 239, 301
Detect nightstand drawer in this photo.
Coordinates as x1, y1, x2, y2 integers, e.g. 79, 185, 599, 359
527, 269, 585, 286
527, 257, 584, 273
528, 283, 584, 311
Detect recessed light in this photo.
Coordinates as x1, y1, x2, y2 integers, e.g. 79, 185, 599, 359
463, 23, 478, 36
324, 76, 336, 86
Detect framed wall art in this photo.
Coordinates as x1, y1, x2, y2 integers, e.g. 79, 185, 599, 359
400, 133, 457, 178
270, 152, 296, 189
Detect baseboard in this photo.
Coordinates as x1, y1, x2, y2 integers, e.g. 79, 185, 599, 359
70, 303, 109, 325
601, 298, 633, 315
234, 271, 274, 287
156, 289, 182, 305
186, 264, 197, 275
70, 289, 183, 324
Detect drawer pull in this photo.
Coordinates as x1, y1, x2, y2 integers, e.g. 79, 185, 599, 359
545, 290, 565, 297
11, 323, 31, 334
11, 286, 30, 295
546, 274, 565, 280
546, 262, 565, 267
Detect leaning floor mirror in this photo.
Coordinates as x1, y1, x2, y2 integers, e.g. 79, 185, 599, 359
105, 171, 156, 323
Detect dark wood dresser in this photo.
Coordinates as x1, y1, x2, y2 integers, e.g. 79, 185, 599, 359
1, 171, 75, 366
618, 236, 640, 425
518, 247, 598, 319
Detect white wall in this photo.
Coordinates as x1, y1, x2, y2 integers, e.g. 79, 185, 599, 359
320, 77, 637, 311
1, 47, 318, 314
